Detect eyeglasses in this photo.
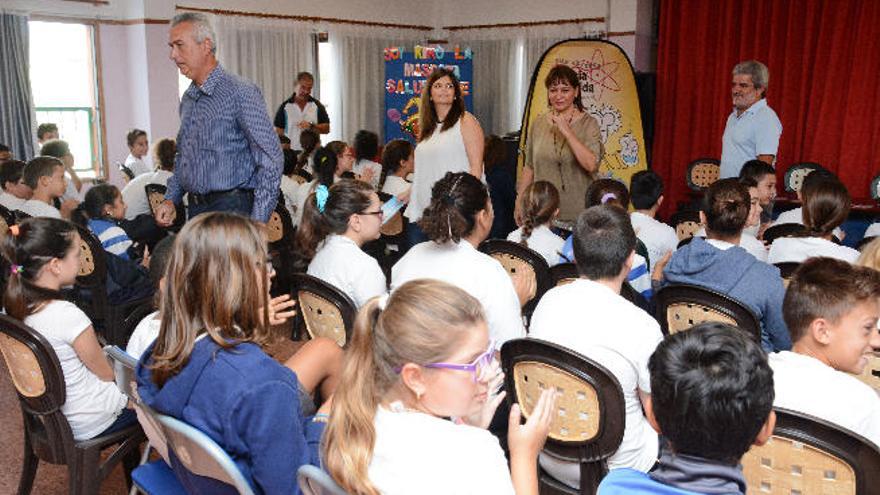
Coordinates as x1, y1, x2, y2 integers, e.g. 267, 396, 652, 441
359, 209, 384, 218
422, 341, 496, 383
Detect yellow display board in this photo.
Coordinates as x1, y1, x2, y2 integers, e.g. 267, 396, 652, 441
519, 40, 647, 185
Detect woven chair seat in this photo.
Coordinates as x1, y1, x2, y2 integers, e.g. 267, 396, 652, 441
743, 434, 855, 494
514, 361, 600, 442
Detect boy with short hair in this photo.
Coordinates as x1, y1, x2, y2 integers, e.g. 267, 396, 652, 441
531, 204, 663, 489
599, 322, 776, 494
770, 257, 880, 447
19, 157, 67, 219
0, 144, 11, 164
0, 160, 32, 211
738, 159, 776, 229
630, 170, 678, 268
39, 138, 83, 200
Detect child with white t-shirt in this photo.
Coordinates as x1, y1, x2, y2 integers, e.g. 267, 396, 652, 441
352, 130, 383, 190
20, 156, 69, 219
507, 180, 564, 266
530, 204, 663, 489
322, 279, 556, 495
768, 177, 859, 264
629, 170, 678, 268
124, 129, 151, 177
770, 257, 880, 448
379, 138, 414, 199
294, 178, 387, 308
0, 160, 31, 212
2, 217, 133, 441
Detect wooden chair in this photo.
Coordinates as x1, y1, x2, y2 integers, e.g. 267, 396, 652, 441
479, 239, 553, 321
290, 274, 356, 346
297, 465, 349, 495
783, 162, 825, 193
685, 158, 720, 191
742, 408, 880, 495
654, 284, 762, 342
145, 184, 185, 230
70, 224, 153, 346
854, 353, 880, 394
0, 315, 144, 495
671, 209, 702, 241
763, 223, 807, 245
267, 199, 295, 297
501, 338, 626, 495
773, 262, 801, 288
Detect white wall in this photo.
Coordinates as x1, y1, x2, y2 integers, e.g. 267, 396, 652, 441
434, 0, 608, 27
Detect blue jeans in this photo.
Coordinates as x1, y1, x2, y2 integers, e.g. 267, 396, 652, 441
95, 407, 138, 438
187, 190, 254, 220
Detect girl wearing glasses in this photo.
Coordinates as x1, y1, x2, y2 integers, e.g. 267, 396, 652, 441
405, 68, 485, 247
323, 279, 556, 495
295, 178, 386, 307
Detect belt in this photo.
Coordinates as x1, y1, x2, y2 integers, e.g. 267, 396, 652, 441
188, 189, 253, 206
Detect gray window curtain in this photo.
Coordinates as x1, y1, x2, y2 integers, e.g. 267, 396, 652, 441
0, 12, 36, 160
467, 39, 522, 136
212, 15, 318, 113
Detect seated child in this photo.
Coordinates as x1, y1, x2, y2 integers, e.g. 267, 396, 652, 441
662, 178, 790, 352
559, 179, 653, 299
507, 180, 564, 266
392, 172, 529, 345
768, 177, 859, 263
0, 160, 31, 211
772, 168, 844, 239
19, 157, 68, 219
124, 129, 151, 177
122, 137, 175, 220
39, 139, 83, 201
295, 128, 320, 180
72, 184, 136, 259
125, 234, 176, 359
629, 170, 678, 268
323, 279, 556, 494
379, 138, 414, 199
352, 130, 382, 189
735, 177, 769, 261
770, 257, 880, 447
3, 218, 135, 440
291, 142, 354, 227
598, 322, 776, 495
136, 212, 343, 494
0, 143, 11, 163
295, 179, 387, 308
738, 159, 776, 236
530, 204, 663, 488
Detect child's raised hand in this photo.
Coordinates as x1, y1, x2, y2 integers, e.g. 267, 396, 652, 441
462, 360, 506, 429
507, 388, 557, 459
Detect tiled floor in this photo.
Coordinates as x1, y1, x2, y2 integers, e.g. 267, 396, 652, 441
0, 332, 303, 494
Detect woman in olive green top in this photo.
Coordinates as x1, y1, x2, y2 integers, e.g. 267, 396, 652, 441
518, 65, 603, 225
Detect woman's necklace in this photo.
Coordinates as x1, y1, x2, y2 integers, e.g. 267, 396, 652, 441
552, 109, 576, 192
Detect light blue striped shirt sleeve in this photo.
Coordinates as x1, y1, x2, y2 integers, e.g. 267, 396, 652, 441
168, 65, 283, 222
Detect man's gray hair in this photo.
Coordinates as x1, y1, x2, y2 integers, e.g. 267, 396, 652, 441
171, 12, 217, 54
732, 60, 769, 91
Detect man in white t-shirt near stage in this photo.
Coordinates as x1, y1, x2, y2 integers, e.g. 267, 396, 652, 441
529, 204, 663, 489
720, 60, 782, 179
273, 71, 330, 151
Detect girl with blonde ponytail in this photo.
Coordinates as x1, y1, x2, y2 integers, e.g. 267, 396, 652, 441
323, 279, 556, 495
507, 180, 563, 266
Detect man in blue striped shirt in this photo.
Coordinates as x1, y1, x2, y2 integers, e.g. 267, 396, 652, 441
156, 12, 282, 225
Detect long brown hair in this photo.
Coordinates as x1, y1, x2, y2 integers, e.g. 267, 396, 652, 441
418, 68, 466, 142
148, 212, 272, 387
801, 177, 850, 237
1, 217, 77, 320
322, 280, 485, 495
518, 180, 559, 248
293, 179, 374, 261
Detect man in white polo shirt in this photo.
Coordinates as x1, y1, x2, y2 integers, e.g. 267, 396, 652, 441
529, 204, 663, 489
274, 71, 330, 151
720, 60, 782, 179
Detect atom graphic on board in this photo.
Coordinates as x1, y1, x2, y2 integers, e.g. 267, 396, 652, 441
568, 49, 621, 99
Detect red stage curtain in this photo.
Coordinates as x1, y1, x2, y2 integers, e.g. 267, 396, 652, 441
652, 0, 880, 217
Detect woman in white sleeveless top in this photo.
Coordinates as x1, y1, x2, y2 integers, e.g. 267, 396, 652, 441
406, 68, 484, 245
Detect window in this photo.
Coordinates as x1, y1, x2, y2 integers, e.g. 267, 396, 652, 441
29, 21, 101, 178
